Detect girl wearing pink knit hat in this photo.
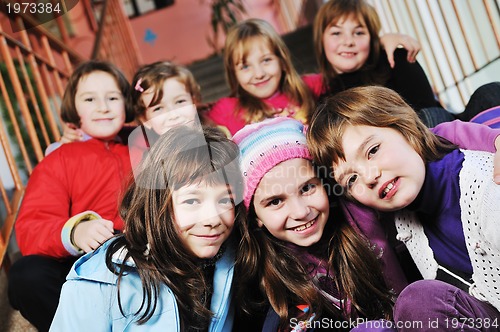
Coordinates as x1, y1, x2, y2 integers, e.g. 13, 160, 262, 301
233, 116, 500, 331
233, 117, 394, 331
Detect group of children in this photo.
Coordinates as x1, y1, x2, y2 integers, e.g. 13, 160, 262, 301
7, 0, 500, 331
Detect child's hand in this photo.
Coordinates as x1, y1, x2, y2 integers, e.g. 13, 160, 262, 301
60, 123, 83, 144
380, 33, 421, 68
494, 136, 500, 184
72, 218, 115, 253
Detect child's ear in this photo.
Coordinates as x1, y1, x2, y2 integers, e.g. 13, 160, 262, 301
256, 218, 264, 228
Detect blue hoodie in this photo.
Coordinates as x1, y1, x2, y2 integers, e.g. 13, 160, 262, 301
50, 238, 235, 331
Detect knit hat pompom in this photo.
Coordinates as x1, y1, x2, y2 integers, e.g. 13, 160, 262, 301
233, 117, 312, 209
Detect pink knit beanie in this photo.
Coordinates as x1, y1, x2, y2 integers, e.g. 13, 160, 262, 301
233, 117, 312, 209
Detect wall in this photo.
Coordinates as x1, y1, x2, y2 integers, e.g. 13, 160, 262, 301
64, 2, 97, 60
370, 0, 500, 113
128, 0, 286, 65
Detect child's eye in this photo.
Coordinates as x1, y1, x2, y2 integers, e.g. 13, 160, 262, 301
368, 145, 379, 158
301, 183, 316, 194
153, 106, 163, 112
330, 31, 341, 36
84, 97, 94, 102
263, 57, 273, 63
347, 175, 358, 189
175, 99, 187, 105
238, 63, 249, 71
355, 30, 366, 36
266, 198, 282, 207
183, 198, 199, 205
219, 197, 234, 205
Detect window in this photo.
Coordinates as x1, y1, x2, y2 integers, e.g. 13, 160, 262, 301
122, 0, 174, 17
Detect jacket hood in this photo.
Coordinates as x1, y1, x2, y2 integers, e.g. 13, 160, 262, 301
67, 238, 130, 285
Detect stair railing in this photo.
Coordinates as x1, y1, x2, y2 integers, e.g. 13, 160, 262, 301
0, 5, 85, 270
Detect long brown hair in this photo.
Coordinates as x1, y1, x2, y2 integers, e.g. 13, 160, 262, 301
106, 126, 244, 330
224, 18, 315, 123
313, 0, 385, 90
236, 170, 394, 328
307, 86, 456, 179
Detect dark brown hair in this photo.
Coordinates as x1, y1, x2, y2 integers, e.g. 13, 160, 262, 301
107, 126, 244, 330
60, 60, 133, 126
236, 167, 394, 327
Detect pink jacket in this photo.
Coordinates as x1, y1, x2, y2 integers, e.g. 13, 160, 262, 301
207, 74, 324, 136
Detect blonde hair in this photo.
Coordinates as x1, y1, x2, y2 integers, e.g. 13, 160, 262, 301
313, 0, 383, 88
130, 61, 201, 122
223, 18, 314, 123
307, 86, 456, 175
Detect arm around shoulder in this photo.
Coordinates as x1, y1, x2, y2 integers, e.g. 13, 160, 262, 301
61, 211, 102, 256
432, 120, 500, 152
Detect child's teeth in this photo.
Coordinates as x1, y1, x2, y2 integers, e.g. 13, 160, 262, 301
383, 182, 394, 195
294, 219, 315, 232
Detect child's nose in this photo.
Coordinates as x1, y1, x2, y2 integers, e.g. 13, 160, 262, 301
166, 110, 179, 120
289, 197, 311, 220
96, 99, 110, 112
254, 65, 265, 78
201, 206, 224, 228
342, 34, 355, 46
362, 166, 381, 188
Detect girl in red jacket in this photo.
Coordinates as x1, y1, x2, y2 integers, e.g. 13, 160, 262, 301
55, 61, 217, 167
8, 60, 134, 332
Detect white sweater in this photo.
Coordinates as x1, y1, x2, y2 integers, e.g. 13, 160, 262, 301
395, 150, 500, 311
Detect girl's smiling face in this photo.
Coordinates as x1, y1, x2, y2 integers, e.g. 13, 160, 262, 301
333, 125, 426, 211
75, 71, 126, 140
172, 181, 235, 259
234, 37, 283, 99
252, 158, 329, 247
140, 78, 197, 135
322, 15, 371, 74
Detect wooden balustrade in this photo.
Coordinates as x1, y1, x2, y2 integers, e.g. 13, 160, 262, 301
0, 0, 141, 270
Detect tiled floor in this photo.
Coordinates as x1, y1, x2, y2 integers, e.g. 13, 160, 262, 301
0, 269, 36, 332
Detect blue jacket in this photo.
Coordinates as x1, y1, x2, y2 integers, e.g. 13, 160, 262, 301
50, 238, 235, 331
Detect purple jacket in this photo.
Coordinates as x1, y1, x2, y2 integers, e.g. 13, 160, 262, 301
341, 120, 500, 294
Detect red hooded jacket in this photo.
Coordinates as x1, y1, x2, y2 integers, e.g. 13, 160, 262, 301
15, 138, 131, 258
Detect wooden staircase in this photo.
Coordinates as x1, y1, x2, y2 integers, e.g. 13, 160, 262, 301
0, 0, 141, 271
